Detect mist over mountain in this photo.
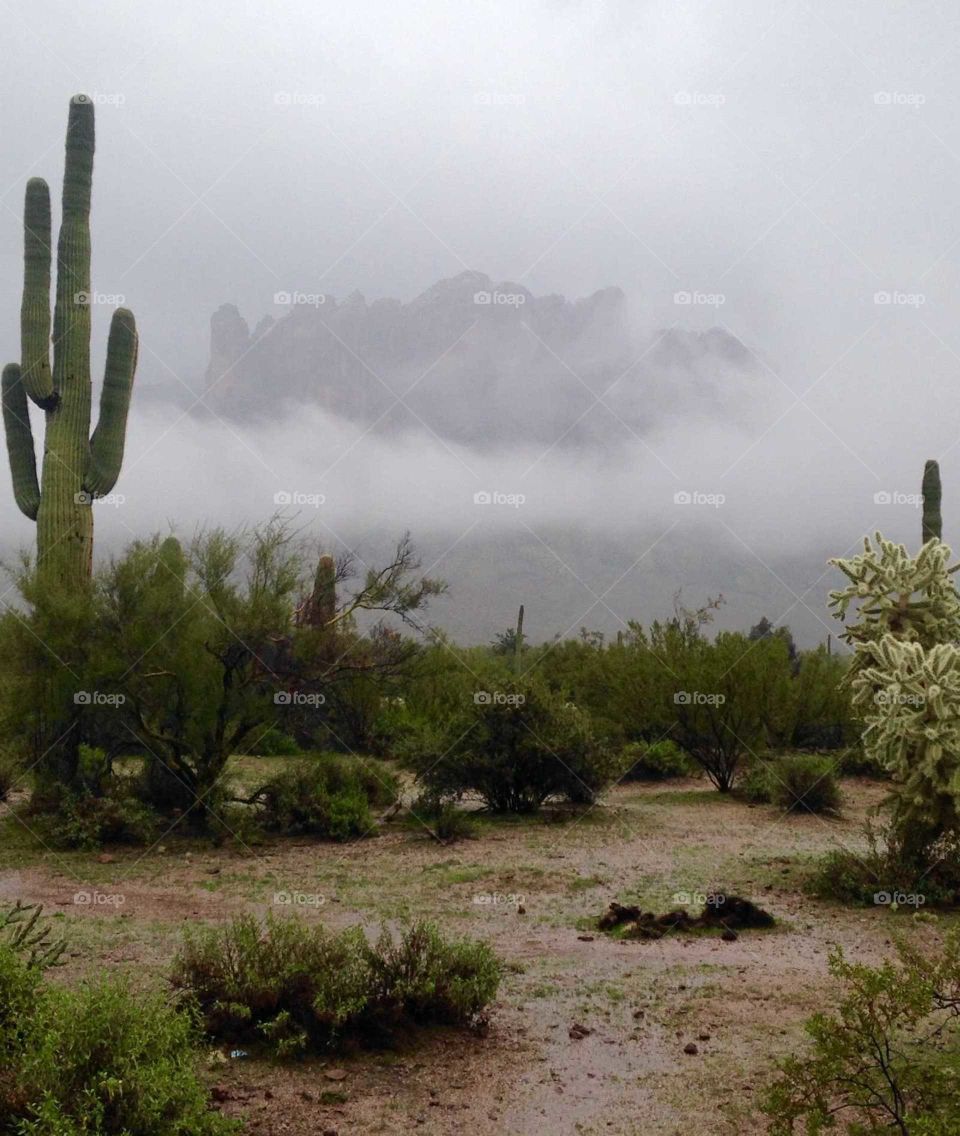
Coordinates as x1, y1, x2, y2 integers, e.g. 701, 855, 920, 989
200, 271, 758, 449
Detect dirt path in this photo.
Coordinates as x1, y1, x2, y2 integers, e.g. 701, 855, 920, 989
0, 778, 907, 1135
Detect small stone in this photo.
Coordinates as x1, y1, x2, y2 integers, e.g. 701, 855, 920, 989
96, 853, 114, 864
517, 904, 526, 914
568, 1022, 592, 1040
683, 1042, 698, 1055
698, 1032, 711, 1041
721, 929, 738, 942
324, 1068, 348, 1081
577, 934, 595, 941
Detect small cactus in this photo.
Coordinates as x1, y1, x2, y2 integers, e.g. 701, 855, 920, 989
2, 95, 137, 584
922, 459, 942, 544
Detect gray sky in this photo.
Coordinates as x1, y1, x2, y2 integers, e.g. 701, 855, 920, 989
2, 1, 960, 642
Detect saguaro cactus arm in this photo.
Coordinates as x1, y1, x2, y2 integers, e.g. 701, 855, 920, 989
1, 364, 40, 520
85, 307, 137, 497
923, 459, 943, 544
20, 179, 55, 409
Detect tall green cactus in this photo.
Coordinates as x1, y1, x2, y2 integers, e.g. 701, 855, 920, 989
2, 95, 137, 584
922, 459, 942, 544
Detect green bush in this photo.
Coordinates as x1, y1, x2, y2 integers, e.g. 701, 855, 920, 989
737, 760, 773, 803
241, 727, 301, 756
0, 754, 18, 803
760, 926, 960, 1134
172, 914, 501, 1056
767, 754, 842, 815
621, 739, 695, 781
0, 924, 233, 1135
407, 678, 624, 813
48, 787, 160, 850
410, 793, 478, 842
255, 754, 399, 840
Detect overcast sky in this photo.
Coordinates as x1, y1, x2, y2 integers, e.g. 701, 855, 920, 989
2, 1, 960, 641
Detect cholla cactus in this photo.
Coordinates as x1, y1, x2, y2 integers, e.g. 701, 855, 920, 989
830, 533, 960, 858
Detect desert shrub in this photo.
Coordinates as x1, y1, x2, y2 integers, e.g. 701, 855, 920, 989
808, 823, 960, 908
255, 754, 398, 839
836, 742, 887, 778
410, 793, 478, 842
737, 760, 773, 803
242, 727, 301, 756
760, 926, 960, 1134
0, 754, 18, 804
408, 677, 624, 813
172, 913, 500, 1056
0, 910, 233, 1135
47, 786, 160, 850
767, 754, 842, 816
621, 739, 695, 781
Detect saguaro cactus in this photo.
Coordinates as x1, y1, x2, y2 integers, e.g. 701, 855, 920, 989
922, 459, 942, 544
2, 95, 137, 584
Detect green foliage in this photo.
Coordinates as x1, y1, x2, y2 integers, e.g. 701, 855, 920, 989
48, 786, 160, 851
0, 937, 234, 1135
255, 754, 398, 840
410, 793, 479, 842
406, 676, 624, 813
621, 739, 695, 781
0, 903, 64, 970
767, 754, 842, 815
761, 925, 960, 1134
240, 727, 301, 756
172, 914, 501, 1056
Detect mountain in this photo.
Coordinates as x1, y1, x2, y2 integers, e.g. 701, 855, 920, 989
201, 271, 758, 448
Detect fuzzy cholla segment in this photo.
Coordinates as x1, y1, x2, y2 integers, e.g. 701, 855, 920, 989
829, 533, 960, 846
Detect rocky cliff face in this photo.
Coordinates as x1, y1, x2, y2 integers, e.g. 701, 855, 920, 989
203, 271, 755, 447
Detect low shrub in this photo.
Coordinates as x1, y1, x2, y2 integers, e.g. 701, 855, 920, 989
410, 793, 478, 842
737, 760, 773, 803
172, 913, 501, 1056
242, 728, 301, 757
767, 754, 842, 815
760, 925, 960, 1134
621, 739, 696, 781
0, 906, 233, 1135
407, 678, 625, 813
48, 786, 160, 850
255, 754, 399, 840
0, 754, 18, 803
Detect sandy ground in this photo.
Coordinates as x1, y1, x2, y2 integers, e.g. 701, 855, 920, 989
0, 775, 918, 1135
